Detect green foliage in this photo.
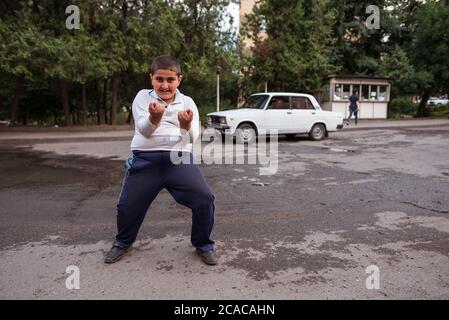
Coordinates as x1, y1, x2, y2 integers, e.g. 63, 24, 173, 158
329, 0, 389, 75
379, 45, 432, 96
0, 10, 44, 79
0, 0, 239, 125
389, 96, 418, 117
411, 0, 449, 94
241, 0, 337, 96
1, 0, 449, 124
174, 0, 239, 114
431, 105, 449, 118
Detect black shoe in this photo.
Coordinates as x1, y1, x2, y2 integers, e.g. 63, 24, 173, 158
104, 245, 132, 264
196, 249, 218, 265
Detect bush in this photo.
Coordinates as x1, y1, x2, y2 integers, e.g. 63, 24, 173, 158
431, 105, 449, 117
389, 97, 418, 118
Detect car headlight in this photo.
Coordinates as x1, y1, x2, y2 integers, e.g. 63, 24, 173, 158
219, 117, 227, 124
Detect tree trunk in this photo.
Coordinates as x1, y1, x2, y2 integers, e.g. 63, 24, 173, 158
53, 103, 58, 126
24, 105, 29, 126
110, 75, 118, 125
82, 83, 88, 127
94, 80, 101, 125
60, 79, 71, 126
416, 88, 432, 117
10, 75, 25, 126
102, 78, 108, 125
126, 107, 132, 124
75, 84, 81, 126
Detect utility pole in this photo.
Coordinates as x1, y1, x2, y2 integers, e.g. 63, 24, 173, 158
216, 65, 221, 112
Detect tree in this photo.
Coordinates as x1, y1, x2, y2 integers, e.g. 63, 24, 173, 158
0, 0, 240, 126
379, 45, 431, 98
329, 0, 393, 76
0, 10, 44, 125
410, 0, 449, 116
241, 0, 337, 97
174, 0, 239, 112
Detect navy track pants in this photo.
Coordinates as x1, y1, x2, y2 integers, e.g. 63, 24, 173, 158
113, 150, 215, 252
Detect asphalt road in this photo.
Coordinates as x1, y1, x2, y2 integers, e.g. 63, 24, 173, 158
0, 123, 448, 299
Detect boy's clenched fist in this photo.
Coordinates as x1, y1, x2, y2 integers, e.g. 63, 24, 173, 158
178, 109, 193, 131
149, 102, 165, 125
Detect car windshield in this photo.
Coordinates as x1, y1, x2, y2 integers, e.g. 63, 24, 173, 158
241, 95, 269, 109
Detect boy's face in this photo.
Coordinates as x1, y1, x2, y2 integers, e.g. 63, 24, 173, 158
151, 69, 182, 103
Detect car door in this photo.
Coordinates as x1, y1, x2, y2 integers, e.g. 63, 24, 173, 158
263, 96, 293, 133
289, 96, 317, 132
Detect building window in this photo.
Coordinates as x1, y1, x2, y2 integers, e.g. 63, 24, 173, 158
350, 85, 361, 97
379, 85, 388, 101
334, 84, 351, 101
342, 84, 350, 100
361, 85, 369, 101
370, 85, 378, 100
334, 84, 342, 100
333, 82, 388, 102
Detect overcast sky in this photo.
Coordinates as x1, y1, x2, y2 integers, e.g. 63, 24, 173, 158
225, 1, 240, 32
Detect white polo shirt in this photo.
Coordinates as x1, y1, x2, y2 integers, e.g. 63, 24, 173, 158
131, 89, 200, 152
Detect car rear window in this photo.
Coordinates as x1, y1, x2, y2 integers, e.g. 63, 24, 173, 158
291, 97, 315, 110
267, 96, 290, 110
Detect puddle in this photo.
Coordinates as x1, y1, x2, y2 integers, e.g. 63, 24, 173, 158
0, 149, 120, 189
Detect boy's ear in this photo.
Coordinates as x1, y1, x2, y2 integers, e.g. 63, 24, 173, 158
178, 74, 183, 83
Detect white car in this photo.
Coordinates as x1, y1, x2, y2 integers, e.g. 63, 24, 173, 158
428, 96, 448, 106
207, 92, 344, 143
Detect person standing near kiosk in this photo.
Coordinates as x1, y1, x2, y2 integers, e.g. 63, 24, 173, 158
347, 89, 359, 125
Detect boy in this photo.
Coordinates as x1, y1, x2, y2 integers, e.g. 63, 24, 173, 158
105, 55, 217, 265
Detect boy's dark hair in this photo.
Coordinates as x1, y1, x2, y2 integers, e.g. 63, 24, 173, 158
150, 55, 181, 75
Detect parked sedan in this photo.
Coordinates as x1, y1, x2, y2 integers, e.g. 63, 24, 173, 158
427, 95, 449, 106
207, 93, 344, 143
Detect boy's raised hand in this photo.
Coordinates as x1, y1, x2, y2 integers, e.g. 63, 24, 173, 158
149, 102, 165, 125
178, 109, 193, 131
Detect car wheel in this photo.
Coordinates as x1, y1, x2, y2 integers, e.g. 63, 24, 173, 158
309, 123, 326, 141
210, 129, 225, 143
236, 123, 257, 144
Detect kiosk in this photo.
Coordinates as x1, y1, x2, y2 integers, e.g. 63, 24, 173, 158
321, 76, 391, 119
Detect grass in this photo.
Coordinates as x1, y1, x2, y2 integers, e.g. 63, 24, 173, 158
431, 105, 449, 117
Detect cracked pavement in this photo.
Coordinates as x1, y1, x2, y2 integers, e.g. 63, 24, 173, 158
0, 123, 448, 299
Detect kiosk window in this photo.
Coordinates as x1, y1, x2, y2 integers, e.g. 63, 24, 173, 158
379, 86, 388, 101
370, 85, 378, 100
361, 85, 369, 100
342, 84, 350, 100
334, 84, 342, 100
351, 85, 361, 95
334, 84, 350, 100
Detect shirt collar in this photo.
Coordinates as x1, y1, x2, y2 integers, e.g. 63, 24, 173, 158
149, 89, 182, 105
